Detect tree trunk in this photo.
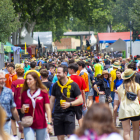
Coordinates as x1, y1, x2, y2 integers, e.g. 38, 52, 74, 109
12, 32, 16, 45
8, 35, 11, 43
27, 22, 36, 35
18, 28, 22, 45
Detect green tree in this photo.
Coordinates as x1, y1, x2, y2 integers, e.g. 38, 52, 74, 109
0, 0, 20, 43
130, 0, 140, 38
111, 0, 135, 31
13, 0, 113, 42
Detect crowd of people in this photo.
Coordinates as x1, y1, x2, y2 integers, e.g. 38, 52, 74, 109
0, 51, 140, 140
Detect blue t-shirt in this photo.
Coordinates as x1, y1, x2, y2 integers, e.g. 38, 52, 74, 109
52, 73, 71, 83
114, 79, 123, 89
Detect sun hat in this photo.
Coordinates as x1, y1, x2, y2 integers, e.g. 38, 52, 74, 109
121, 69, 136, 80
100, 70, 111, 78
112, 62, 120, 69
24, 70, 41, 79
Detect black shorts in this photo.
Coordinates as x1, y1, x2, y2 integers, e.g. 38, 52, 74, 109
53, 111, 75, 136
11, 109, 24, 121
75, 105, 82, 120
120, 115, 140, 122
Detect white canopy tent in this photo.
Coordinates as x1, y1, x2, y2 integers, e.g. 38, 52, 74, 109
21, 34, 38, 45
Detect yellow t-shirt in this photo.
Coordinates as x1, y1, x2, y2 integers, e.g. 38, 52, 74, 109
110, 69, 117, 91
117, 83, 140, 119
94, 63, 103, 77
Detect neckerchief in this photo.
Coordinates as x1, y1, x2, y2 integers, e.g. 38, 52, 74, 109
103, 78, 110, 88
57, 77, 73, 95
79, 129, 108, 140
27, 88, 41, 108
8, 72, 16, 83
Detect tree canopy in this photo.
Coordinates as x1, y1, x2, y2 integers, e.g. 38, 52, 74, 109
0, 0, 20, 43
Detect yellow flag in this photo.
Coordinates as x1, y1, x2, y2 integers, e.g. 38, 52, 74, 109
25, 42, 27, 54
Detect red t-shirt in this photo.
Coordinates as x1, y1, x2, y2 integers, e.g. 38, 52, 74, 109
70, 75, 87, 91
11, 79, 25, 109
21, 90, 50, 129
70, 75, 87, 105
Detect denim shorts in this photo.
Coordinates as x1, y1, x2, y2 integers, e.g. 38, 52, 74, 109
99, 94, 106, 103
4, 120, 11, 134
24, 127, 47, 140
86, 88, 94, 100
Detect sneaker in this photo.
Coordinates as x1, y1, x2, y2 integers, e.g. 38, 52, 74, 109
14, 136, 19, 140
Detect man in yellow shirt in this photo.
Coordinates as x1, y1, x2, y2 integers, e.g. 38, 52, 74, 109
110, 62, 120, 107
94, 59, 103, 80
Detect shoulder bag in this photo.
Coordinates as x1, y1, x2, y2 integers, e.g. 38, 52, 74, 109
21, 98, 37, 127
123, 84, 137, 101
62, 93, 75, 102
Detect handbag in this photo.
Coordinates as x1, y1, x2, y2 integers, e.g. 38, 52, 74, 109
21, 99, 37, 127
123, 84, 137, 101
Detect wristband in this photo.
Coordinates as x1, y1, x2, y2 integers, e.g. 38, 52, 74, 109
17, 121, 21, 124
47, 122, 53, 125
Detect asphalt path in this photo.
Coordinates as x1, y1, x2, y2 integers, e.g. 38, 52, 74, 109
14, 104, 136, 140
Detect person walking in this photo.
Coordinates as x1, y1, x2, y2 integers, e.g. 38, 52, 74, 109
0, 70, 22, 134
94, 58, 103, 81
40, 69, 53, 96
21, 71, 52, 140
50, 65, 83, 140
110, 62, 120, 107
113, 69, 123, 126
24, 61, 30, 73
117, 69, 140, 140
5, 63, 17, 89
11, 68, 25, 140
77, 61, 93, 107
93, 70, 111, 104
68, 63, 87, 126
68, 103, 123, 140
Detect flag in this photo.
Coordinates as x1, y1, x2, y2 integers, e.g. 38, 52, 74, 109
25, 42, 27, 54
38, 36, 41, 48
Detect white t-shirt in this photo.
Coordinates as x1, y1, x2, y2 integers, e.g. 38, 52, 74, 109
68, 133, 123, 140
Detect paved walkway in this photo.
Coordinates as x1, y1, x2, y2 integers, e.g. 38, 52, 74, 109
15, 104, 136, 140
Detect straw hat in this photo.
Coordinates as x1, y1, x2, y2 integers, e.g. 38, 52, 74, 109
100, 70, 111, 78
15, 63, 24, 69
121, 69, 136, 80
31, 57, 36, 61
112, 62, 120, 69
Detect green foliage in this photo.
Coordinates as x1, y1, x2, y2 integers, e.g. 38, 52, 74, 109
130, 0, 140, 36
34, 0, 113, 41
0, 0, 20, 43
111, 0, 135, 32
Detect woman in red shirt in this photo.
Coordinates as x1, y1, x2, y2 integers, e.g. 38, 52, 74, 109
21, 71, 52, 140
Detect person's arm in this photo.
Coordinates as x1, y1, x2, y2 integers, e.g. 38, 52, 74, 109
11, 108, 23, 132
82, 90, 86, 105
93, 84, 105, 95
61, 94, 83, 109
45, 104, 53, 133
138, 90, 140, 100
50, 95, 56, 112
11, 108, 20, 122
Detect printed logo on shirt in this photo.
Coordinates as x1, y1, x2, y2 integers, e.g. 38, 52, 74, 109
16, 84, 23, 88
36, 97, 43, 100
67, 85, 71, 98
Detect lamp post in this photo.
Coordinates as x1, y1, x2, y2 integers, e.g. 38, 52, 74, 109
111, 47, 113, 58
130, 21, 132, 56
